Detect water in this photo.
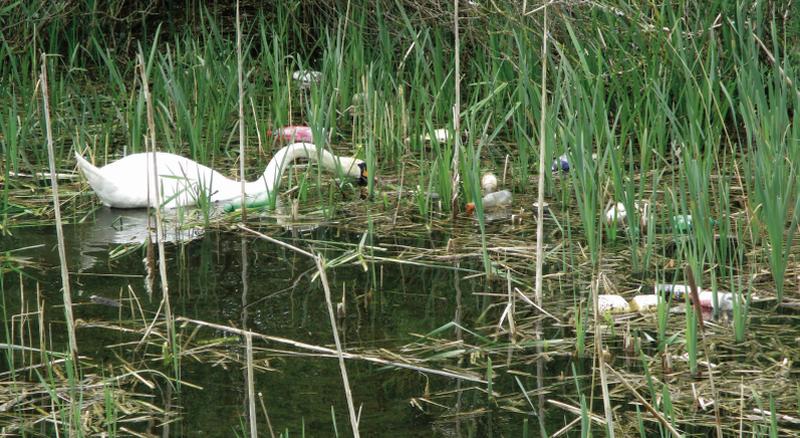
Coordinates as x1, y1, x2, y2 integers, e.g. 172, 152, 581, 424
0, 208, 532, 436
4, 202, 796, 436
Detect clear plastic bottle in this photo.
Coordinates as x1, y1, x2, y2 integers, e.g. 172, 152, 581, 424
482, 189, 512, 209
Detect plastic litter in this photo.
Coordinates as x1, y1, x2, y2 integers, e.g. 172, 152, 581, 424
482, 190, 512, 209
605, 202, 627, 224
598, 294, 630, 313
481, 173, 498, 194
628, 294, 661, 312
272, 125, 315, 143
551, 153, 569, 172
292, 70, 322, 89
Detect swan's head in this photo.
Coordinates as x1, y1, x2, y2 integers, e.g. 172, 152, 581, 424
337, 157, 368, 186
356, 161, 368, 186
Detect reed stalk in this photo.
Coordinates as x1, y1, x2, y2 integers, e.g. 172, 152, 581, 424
449, 0, 461, 218
533, 5, 549, 436
237, 0, 247, 222
39, 54, 78, 361
137, 48, 176, 364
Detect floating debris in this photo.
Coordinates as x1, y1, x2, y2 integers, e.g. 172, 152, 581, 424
671, 214, 717, 233
482, 189, 512, 209
656, 283, 735, 312
675, 289, 734, 312
628, 294, 661, 312
465, 190, 512, 216
481, 173, 498, 195
272, 125, 315, 143
423, 128, 453, 143
605, 202, 627, 224
655, 283, 691, 297
292, 70, 322, 89
532, 201, 550, 210
551, 153, 569, 172
598, 294, 630, 313
90, 294, 122, 308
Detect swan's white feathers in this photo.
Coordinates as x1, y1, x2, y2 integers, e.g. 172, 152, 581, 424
75, 143, 364, 209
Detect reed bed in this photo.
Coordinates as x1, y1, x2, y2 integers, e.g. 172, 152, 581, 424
3, 0, 800, 435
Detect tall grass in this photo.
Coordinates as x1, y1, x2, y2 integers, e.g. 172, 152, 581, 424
737, 23, 800, 304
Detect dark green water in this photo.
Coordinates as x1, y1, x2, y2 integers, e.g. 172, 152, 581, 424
1, 207, 555, 437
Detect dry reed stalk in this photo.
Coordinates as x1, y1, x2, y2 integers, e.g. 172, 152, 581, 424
593, 274, 616, 437
236, 3, 257, 435
534, 5, 549, 432
237, 0, 247, 222
137, 51, 175, 349
449, 0, 461, 219
315, 256, 360, 437
258, 392, 277, 438
245, 332, 257, 438
39, 54, 78, 360
685, 266, 723, 438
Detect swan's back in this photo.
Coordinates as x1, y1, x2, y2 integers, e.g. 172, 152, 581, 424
76, 152, 239, 208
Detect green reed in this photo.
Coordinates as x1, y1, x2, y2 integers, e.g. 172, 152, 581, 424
737, 27, 800, 303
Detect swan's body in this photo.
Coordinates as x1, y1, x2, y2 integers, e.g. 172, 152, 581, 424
76, 143, 367, 209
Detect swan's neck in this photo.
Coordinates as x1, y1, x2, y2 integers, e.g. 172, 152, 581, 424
245, 143, 349, 195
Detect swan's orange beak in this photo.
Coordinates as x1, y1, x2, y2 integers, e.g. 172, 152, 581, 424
465, 202, 476, 216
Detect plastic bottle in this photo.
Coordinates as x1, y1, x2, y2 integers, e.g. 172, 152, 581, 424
605, 202, 627, 224
482, 190, 512, 209
598, 294, 630, 313
628, 295, 661, 312
654, 283, 691, 297
551, 153, 570, 172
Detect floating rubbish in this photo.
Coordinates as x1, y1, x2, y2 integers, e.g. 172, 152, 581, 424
671, 214, 717, 233
605, 202, 627, 224
482, 189, 512, 209
272, 125, 315, 143
628, 294, 662, 312
606, 201, 650, 229
532, 201, 549, 210
90, 295, 122, 308
654, 283, 691, 297
672, 215, 693, 232
551, 153, 569, 172
657, 283, 734, 312
465, 190, 512, 216
598, 294, 630, 313
697, 291, 734, 311
481, 173, 498, 194
676, 289, 734, 312
292, 70, 322, 89
423, 128, 453, 143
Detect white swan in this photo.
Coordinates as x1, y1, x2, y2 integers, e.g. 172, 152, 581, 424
75, 142, 368, 209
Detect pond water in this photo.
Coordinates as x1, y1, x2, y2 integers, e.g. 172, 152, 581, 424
1, 206, 552, 437
4, 199, 800, 436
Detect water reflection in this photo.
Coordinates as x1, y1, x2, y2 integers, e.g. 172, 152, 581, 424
73, 207, 203, 271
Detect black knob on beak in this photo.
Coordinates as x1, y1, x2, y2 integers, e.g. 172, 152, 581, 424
357, 162, 368, 186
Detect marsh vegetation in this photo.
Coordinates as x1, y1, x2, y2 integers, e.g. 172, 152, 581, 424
2, 1, 800, 436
